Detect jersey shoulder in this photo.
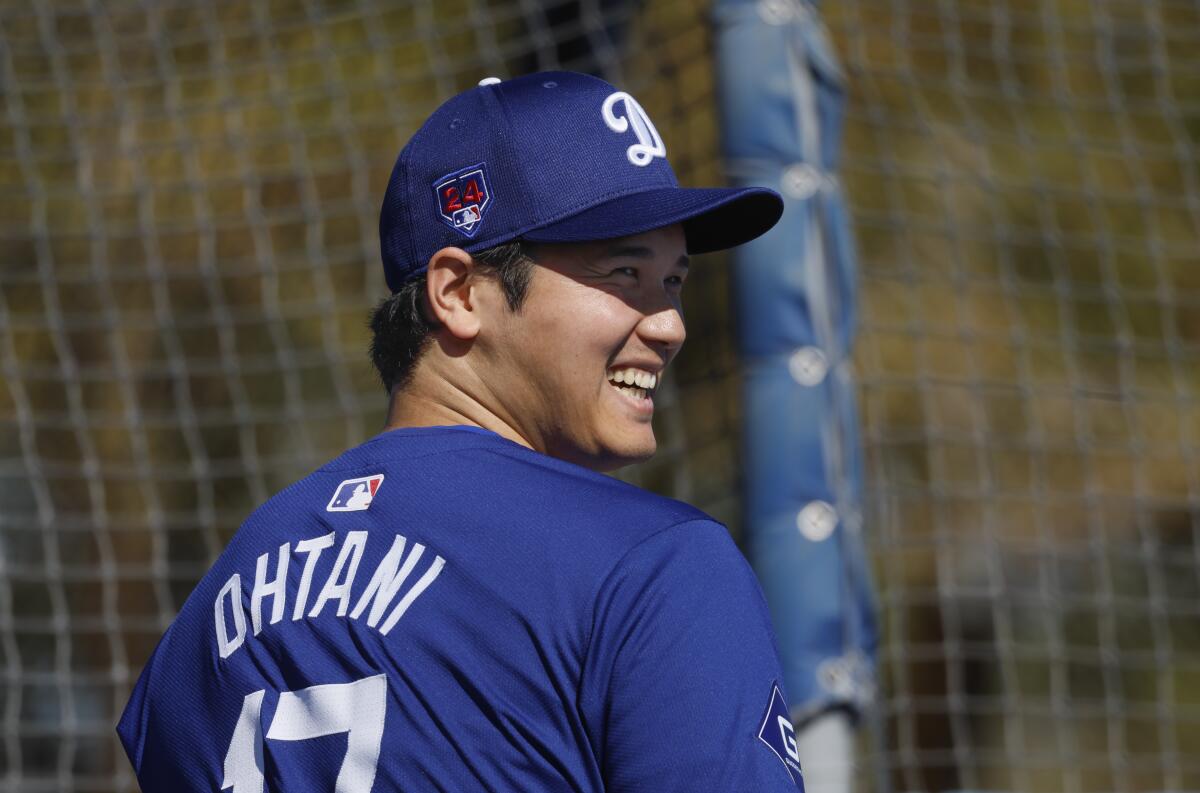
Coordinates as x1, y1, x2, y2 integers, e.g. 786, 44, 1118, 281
339, 425, 714, 546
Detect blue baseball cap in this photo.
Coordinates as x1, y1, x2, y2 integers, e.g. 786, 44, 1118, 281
379, 71, 784, 292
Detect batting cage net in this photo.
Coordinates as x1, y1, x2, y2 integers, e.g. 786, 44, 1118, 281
1, 1, 1198, 792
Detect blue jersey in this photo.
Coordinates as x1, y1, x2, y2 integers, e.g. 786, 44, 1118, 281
118, 426, 804, 792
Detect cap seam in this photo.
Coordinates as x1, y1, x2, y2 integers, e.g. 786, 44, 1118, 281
486, 82, 532, 237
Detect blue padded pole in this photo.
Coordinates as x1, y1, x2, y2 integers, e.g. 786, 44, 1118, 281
713, 0, 877, 725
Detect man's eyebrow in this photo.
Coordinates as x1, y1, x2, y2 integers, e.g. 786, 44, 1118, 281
604, 244, 690, 269
604, 244, 654, 259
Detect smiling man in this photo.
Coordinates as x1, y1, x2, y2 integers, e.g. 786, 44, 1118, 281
383, 227, 689, 472
118, 72, 803, 792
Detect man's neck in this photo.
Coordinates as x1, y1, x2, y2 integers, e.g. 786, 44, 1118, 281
382, 370, 534, 453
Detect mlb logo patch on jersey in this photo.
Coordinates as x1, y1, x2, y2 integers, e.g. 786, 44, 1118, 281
326, 474, 384, 512
758, 683, 804, 789
434, 163, 491, 237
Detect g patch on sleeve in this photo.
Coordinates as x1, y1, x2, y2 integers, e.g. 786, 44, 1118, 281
758, 683, 805, 789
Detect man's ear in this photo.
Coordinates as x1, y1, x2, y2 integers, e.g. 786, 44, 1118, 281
425, 247, 482, 340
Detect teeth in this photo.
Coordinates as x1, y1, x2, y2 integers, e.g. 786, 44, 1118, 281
607, 367, 658, 390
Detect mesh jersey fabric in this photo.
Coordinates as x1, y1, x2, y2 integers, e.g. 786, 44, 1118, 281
117, 426, 804, 792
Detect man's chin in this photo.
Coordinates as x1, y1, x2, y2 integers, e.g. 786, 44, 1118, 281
591, 434, 658, 473
550, 430, 657, 473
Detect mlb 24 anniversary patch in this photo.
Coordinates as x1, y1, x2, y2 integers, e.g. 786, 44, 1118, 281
434, 163, 491, 237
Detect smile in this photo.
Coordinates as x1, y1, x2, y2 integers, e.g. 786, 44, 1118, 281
606, 366, 657, 402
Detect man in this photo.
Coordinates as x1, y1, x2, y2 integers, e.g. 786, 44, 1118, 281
118, 71, 802, 791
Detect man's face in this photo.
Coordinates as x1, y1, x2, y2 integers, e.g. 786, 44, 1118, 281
478, 224, 688, 471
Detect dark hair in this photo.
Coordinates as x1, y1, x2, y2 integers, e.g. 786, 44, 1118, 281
368, 241, 536, 392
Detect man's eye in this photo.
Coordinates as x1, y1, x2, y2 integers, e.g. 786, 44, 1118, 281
666, 275, 685, 287
611, 266, 638, 278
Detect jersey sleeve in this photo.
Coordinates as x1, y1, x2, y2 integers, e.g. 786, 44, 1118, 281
581, 519, 805, 792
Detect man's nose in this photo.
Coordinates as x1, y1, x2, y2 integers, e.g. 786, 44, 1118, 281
638, 305, 686, 357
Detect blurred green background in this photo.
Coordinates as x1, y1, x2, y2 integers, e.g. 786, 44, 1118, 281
1, 1, 1198, 791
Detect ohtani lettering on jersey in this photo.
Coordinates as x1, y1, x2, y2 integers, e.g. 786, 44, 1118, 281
213, 530, 446, 659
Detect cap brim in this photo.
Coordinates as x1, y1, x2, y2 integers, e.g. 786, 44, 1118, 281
519, 186, 783, 254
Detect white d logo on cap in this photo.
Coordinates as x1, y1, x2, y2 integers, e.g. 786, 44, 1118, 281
602, 91, 667, 167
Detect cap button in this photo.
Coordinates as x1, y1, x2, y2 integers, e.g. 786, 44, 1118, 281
478, 77, 502, 86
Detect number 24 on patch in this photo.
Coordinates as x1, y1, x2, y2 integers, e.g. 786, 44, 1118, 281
221, 674, 386, 793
